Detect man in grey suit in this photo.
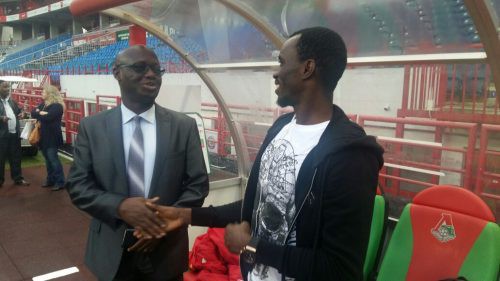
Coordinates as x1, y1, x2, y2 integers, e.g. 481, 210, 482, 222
0, 80, 30, 187
66, 45, 209, 281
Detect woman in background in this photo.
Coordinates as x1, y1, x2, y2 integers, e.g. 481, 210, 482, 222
31, 85, 65, 191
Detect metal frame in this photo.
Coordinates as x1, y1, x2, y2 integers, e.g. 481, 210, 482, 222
464, 0, 500, 103
216, 0, 285, 48
197, 52, 488, 70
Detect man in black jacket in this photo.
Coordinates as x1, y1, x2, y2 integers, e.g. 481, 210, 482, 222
144, 27, 384, 281
0, 80, 30, 187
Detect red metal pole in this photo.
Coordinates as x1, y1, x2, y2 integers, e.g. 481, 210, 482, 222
464, 124, 477, 190
461, 65, 467, 113
431, 126, 443, 185
437, 65, 447, 112
482, 65, 490, 114
129, 25, 147, 46
450, 65, 457, 113
472, 64, 479, 113
475, 125, 488, 195
401, 66, 411, 117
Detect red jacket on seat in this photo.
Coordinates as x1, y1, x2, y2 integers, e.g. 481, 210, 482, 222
186, 228, 243, 281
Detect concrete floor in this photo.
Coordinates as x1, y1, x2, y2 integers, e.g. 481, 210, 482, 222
0, 164, 96, 281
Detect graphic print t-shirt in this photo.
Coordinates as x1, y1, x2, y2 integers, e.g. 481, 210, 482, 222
248, 116, 329, 281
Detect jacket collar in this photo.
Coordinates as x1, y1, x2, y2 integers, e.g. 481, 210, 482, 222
266, 104, 380, 168
106, 107, 128, 194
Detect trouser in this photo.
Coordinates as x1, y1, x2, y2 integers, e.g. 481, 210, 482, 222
41, 146, 65, 186
109, 251, 183, 281
0, 133, 23, 184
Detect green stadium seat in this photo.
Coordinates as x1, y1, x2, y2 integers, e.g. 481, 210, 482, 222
363, 193, 388, 281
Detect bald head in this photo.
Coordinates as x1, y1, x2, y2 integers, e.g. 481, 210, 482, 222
114, 45, 158, 66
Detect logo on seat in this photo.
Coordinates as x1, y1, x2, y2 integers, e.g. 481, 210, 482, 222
431, 213, 456, 243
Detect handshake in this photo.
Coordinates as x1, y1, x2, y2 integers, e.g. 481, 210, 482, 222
117, 197, 191, 253
117, 197, 252, 256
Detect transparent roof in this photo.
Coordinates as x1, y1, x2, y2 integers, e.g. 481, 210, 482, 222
240, 0, 484, 56
116, 0, 488, 60
118, 0, 276, 64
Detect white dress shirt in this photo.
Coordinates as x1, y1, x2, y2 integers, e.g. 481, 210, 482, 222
2, 98, 17, 133
121, 104, 157, 198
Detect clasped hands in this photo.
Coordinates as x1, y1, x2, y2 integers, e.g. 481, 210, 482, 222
118, 196, 189, 253
118, 197, 252, 255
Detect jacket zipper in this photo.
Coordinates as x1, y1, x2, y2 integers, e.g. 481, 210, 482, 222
284, 169, 317, 242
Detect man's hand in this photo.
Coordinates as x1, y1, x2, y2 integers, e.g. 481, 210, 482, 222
225, 221, 251, 254
144, 203, 191, 233
118, 197, 166, 239
1, 116, 9, 123
39, 111, 48, 116
127, 237, 161, 253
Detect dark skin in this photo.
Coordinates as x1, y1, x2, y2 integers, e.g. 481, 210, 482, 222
0, 81, 24, 122
112, 45, 166, 252
0, 82, 10, 123
145, 34, 336, 254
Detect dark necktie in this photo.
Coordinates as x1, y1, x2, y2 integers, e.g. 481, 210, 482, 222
127, 116, 145, 197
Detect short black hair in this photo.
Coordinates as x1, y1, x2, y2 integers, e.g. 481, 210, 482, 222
290, 27, 347, 97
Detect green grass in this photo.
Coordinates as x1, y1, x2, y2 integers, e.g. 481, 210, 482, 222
5, 153, 72, 169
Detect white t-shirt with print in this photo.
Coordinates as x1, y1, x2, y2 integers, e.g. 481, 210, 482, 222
248, 116, 329, 281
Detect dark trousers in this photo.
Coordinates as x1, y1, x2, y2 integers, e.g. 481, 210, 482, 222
0, 133, 23, 184
109, 251, 183, 281
41, 146, 65, 186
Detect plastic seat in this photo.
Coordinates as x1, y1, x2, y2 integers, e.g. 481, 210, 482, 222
363, 192, 388, 281
377, 185, 500, 281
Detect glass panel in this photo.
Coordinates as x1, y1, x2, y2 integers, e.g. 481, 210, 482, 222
118, 0, 276, 64
240, 0, 484, 56
200, 62, 500, 218
203, 69, 283, 168
486, 0, 500, 34
113, 0, 499, 215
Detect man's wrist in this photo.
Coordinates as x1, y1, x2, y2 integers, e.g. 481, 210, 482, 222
240, 236, 259, 264
179, 208, 192, 225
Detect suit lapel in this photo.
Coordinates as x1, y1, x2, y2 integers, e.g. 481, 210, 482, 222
106, 108, 128, 193
149, 106, 171, 197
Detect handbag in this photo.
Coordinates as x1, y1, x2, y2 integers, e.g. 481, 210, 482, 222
28, 121, 41, 145
29, 105, 46, 146
20, 120, 33, 140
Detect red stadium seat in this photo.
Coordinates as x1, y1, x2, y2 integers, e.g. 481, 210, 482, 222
377, 185, 500, 281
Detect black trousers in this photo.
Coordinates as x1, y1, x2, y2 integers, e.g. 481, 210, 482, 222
0, 133, 23, 184
110, 251, 183, 281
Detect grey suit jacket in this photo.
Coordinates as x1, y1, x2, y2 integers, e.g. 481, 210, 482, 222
0, 98, 21, 138
66, 104, 209, 281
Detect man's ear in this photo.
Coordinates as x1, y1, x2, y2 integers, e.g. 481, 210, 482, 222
302, 59, 315, 80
